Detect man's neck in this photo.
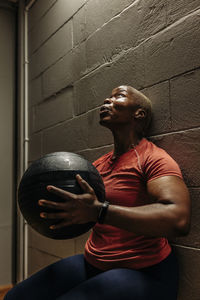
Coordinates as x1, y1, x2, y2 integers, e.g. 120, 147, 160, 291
112, 130, 140, 159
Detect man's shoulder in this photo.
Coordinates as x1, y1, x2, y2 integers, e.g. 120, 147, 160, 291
141, 138, 171, 160
93, 151, 112, 167
140, 139, 182, 180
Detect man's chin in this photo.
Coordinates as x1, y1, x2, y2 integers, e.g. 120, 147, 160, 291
99, 118, 108, 126
99, 119, 113, 129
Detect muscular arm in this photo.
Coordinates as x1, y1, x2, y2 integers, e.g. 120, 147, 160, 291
39, 175, 191, 238
104, 175, 191, 238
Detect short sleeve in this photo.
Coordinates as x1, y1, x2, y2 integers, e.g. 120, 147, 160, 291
143, 149, 183, 182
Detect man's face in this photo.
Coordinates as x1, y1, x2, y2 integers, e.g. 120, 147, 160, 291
99, 85, 136, 128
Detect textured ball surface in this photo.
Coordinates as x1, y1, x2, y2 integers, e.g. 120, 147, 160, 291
18, 152, 105, 239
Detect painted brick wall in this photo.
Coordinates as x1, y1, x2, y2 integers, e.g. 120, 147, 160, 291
28, 1, 200, 298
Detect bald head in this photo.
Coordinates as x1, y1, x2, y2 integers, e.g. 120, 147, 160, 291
126, 86, 152, 136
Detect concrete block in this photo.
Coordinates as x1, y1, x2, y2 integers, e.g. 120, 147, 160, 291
72, 43, 87, 82
166, 0, 200, 25
42, 123, 67, 155
42, 44, 86, 99
35, 87, 74, 131
29, 77, 42, 106
172, 188, 200, 249
73, 6, 86, 46
174, 245, 200, 300
42, 52, 73, 99
138, 0, 167, 39
74, 78, 88, 115
85, 0, 135, 37
28, 247, 60, 276
28, 227, 75, 259
74, 66, 114, 115
28, 132, 42, 162
29, 20, 73, 80
142, 81, 171, 135
28, 0, 57, 31
42, 114, 88, 155
144, 10, 200, 86
151, 128, 200, 187
86, 0, 166, 71
75, 44, 145, 115
29, 0, 86, 55
88, 108, 113, 148
78, 145, 113, 164
170, 69, 200, 130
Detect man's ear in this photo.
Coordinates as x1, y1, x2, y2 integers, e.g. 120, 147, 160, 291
133, 108, 146, 120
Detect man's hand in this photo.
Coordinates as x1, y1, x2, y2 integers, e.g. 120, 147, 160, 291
38, 174, 100, 229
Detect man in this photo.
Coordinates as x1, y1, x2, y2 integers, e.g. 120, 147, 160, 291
5, 86, 190, 300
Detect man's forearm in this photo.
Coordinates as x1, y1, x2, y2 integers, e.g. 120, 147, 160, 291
103, 202, 186, 238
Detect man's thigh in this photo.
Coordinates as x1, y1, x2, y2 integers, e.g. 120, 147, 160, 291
4, 254, 87, 300
57, 267, 173, 300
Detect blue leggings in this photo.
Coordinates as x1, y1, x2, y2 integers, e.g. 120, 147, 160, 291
4, 252, 178, 300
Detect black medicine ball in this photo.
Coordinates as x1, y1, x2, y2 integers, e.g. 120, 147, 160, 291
18, 152, 105, 239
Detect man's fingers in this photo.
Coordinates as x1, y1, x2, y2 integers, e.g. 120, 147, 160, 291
49, 220, 74, 230
40, 211, 69, 220
46, 185, 77, 199
76, 174, 94, 194
38, 199, 67, 210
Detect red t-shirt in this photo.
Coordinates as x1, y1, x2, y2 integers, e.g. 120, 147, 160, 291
84, 138, 182, 270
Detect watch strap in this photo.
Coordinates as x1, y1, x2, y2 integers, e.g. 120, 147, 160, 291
97, 201, 109, 224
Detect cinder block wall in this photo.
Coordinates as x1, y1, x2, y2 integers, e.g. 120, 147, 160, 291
28, 0, 200, 298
